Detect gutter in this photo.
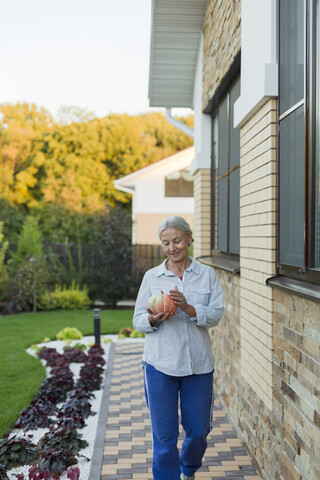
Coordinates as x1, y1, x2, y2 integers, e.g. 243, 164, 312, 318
165, 108, 194, 139
113, 183, 135, 195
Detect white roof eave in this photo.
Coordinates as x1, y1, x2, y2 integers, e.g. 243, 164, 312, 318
114, 146, 195, 186
148, 0, 207, 109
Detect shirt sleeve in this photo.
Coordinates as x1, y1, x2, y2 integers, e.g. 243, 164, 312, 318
132, 271, 158, 333
188, 269, 224, 328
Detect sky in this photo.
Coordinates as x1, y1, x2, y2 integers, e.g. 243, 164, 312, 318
0, 0, 159, 119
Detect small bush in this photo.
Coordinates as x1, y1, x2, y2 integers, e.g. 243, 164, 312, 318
130, 329, 145, 338
37, 426, 88, 454
118, 327, 133, 337
39, 282, 90, 311
10, 256, 53, 313
0, 222, 9, 303
0, 436, 38, 469
62, 348, 88, 364
29, 448, 78, 479
72, 342, 87, 351
15, 399, 56, 431
56, 327, 83, 341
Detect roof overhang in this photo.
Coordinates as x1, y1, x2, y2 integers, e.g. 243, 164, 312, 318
148, 0, 207, 109
114, 146, 195, 191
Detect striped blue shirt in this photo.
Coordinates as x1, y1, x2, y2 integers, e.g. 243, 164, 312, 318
132, 257, 224, 376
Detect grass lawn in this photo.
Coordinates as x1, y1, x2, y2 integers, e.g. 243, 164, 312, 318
0, 309, 134, 438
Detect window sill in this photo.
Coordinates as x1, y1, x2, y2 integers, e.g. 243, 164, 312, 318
197, 255, 240, 275
266, 275, 320, 304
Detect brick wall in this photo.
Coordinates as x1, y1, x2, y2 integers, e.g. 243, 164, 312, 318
209, 99, 320, 480
240, 99, 278, 411
211, 267, 277, 479
202, 0, 241, 109
201, 4, 319, 479
211, 271, 320, 480
193, 169, 211, 259
210, 268, 240, 414
273, 289, 320, 480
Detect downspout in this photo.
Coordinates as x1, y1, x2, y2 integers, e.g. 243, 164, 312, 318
165, 108, 194, 139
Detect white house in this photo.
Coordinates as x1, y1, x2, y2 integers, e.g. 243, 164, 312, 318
114, 147, 195, 244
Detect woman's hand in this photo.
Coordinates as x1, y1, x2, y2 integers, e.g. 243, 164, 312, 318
146, 308, 174, 327
169, 285, 196, 317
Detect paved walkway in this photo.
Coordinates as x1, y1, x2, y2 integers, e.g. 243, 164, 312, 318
100, 342, 262, 480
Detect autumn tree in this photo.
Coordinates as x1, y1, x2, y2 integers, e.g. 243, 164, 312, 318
0, 102, 52, 206
0, 102, 193, 241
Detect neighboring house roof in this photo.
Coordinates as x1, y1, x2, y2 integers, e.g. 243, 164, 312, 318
114, 146, 195, 194
149, 0, 207, 108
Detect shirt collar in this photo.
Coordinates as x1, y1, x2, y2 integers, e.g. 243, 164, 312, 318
155, 257, 200, 277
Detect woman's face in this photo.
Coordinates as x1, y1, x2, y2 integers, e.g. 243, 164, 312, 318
160, 228, 192, 263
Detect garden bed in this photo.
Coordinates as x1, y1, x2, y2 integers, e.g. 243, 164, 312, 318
3, 335, 144, 480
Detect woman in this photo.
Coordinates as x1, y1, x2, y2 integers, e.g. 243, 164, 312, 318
133, 216, 224, 480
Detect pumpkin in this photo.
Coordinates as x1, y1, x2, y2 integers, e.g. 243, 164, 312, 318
148, 291, 178, 315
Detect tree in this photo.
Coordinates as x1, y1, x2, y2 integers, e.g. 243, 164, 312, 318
88, 207, 133, 306
0, 102, 52, 207
56, 105, 95, 125
0, 102, 193, 242
11, 216, 43, 271
0, 198, 25, 242
0, 222, 9, 306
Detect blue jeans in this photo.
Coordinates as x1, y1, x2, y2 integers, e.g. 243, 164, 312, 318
143, 363, 214, 480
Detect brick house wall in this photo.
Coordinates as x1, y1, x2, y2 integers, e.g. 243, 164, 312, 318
193, 169, 211, 259
239, 99, 277, 411
202, 0, 241, 110
210, 269, 241, 414
201, 2, 320, 480
273, 290, 320, 480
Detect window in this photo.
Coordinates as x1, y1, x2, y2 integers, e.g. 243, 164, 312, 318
315, 0, 320, 267
279, 0, 320, 280
165, 168, 194, 197
211, 78, 240, 255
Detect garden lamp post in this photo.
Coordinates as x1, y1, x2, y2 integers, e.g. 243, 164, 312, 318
93, 308, 101, 345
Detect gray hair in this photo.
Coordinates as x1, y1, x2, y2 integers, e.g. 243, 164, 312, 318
158, 216, 193, 239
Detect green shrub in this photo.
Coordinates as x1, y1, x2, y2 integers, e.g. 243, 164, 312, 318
56, 327, 83, 341
130, 329, 145, 338
88, 207, 133, 307
0, 222, 9, 304
47, 242, 89, 289
9, 256, 53, 313
39, 282, 90, 311
10, 216, 43, 272
72, 342, 87, 351
118, 327, 133, 337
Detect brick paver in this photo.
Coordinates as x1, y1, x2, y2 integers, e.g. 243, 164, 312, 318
101, 342, 262, 480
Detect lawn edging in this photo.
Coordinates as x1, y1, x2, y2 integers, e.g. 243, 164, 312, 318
88, 341, 115, 479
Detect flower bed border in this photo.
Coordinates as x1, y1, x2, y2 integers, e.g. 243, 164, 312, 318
87, 342, 115, 480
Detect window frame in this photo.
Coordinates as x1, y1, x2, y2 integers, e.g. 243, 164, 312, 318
278, 0, 320, 284
210, 75, 241, 256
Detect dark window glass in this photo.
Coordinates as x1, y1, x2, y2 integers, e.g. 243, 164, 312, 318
279, 0, 305, 115
211, 78, 240, 255
279, 0, 320, 278
218, 97, 228, 177
315, 0, 320, 268
218, 176, 228, 252
279, 106, 305, 266
165, 168, 194, 197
